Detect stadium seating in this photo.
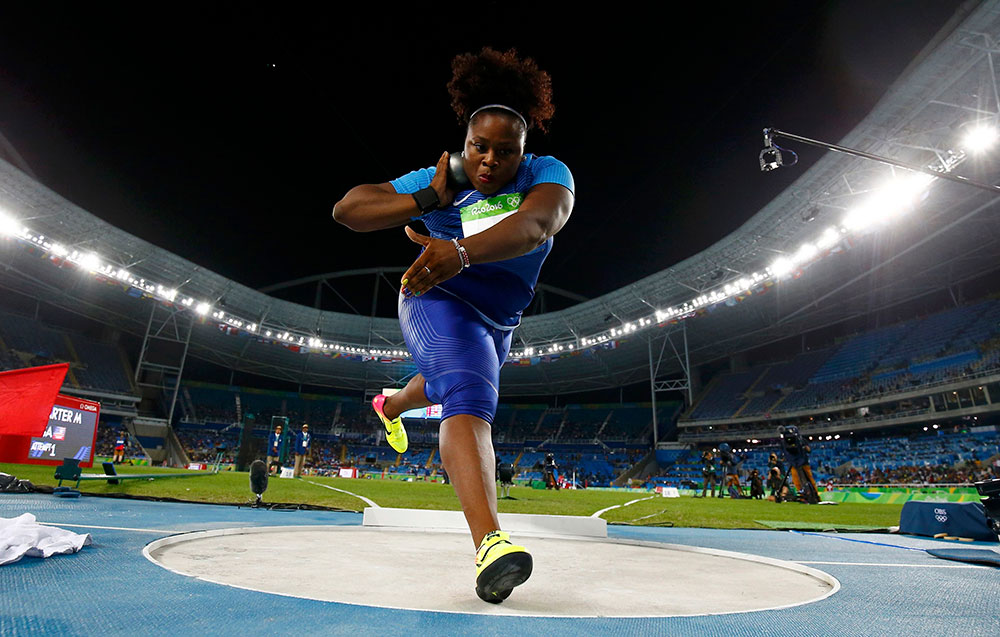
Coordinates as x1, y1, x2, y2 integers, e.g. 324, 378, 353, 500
688, 370, 761, 420
685, 299, 1000, 421
0, 311, 137, 396
69, 335, 133, 393
0, 311, 71, 361
669, 429, 999, 490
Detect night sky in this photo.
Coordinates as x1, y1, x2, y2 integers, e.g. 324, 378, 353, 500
0, 2, 968, 318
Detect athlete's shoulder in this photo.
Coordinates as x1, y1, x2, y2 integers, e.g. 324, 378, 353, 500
521, 154, 575, 195
523, 153, 567, 170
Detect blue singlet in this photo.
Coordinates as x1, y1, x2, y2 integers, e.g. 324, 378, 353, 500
390, 154, 574, 423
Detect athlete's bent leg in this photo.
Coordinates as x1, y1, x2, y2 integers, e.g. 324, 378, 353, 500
383, 373, 432, 420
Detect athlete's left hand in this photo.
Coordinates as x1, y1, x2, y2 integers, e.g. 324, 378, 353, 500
400, 226, 464, 297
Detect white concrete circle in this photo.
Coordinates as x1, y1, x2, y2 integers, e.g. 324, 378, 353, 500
144, 526, 839, 617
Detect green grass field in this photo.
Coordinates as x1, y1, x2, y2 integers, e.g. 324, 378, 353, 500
1, 462, 904, 531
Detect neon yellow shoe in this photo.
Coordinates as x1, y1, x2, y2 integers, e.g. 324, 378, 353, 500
372, 394, 408, 453
475, 530, 532, 603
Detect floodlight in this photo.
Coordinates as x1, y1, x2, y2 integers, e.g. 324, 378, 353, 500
195, 302, 211, 315
794, 243, 817, 264
769, 256, 794, 277
79, 253, 101, 271
842, 204, 874, 231
815, 227, 840, 250
962, 124, 998, 153
0, 211, 18, 237
843, 172, 933, 231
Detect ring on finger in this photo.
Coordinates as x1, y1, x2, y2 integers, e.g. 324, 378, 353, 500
423, 266, 431, 275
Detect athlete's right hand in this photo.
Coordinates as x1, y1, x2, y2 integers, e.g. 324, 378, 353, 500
429, 151, 455, 209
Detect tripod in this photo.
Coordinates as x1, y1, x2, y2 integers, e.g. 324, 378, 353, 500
775, 461, 819, 503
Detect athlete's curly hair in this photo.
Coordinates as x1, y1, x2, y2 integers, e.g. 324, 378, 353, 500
447, 47, 555, 133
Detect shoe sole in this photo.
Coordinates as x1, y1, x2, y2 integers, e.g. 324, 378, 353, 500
475, 551, 532, 604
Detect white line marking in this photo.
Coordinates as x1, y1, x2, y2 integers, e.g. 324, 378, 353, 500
592, 495, 657, 518
797, 561, 987, 569
301, 479, 379, 508
39, 522, 172, 534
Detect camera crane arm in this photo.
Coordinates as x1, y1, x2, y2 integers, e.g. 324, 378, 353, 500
761, 128, 1000, 196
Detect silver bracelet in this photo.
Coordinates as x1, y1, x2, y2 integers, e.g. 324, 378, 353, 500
451, 237, 470, 269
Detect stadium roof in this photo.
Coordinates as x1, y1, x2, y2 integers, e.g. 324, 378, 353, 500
3, 1, 1000, 397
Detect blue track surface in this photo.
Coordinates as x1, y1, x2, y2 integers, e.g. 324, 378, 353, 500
1, 494, 998, 636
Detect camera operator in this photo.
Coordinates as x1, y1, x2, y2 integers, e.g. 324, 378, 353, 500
730, 449, 748, 498
767, 452, 781, 476
543, 453, 558, 490
700, 449, 718, 498
778, 425, 820, 504
766, 466, 792, 502
749, 468, 765, 499
496, 455, 515, 499
716, 443, 741, 498
975, 478, 1000, 541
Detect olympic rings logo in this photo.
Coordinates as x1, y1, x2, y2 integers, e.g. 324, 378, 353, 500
506, 194, 522, 208
935, 514, 948, 523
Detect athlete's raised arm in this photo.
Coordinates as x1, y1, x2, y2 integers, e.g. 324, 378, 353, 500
332, 152, 455, 232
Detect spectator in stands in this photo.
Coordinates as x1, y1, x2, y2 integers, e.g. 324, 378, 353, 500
293, 424, 310, 478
